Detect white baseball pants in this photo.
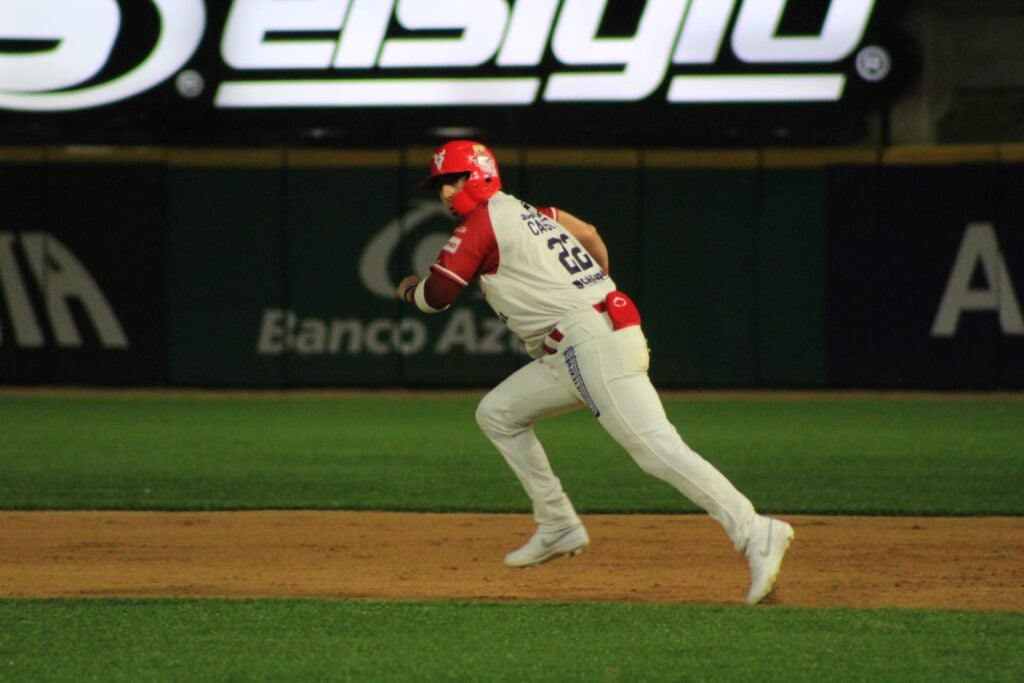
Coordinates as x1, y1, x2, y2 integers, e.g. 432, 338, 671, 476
476, 307, 758, 551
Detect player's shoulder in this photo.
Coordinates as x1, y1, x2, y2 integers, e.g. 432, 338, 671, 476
460, 191, 515, 226
459, 202, 495, 230
484, 191, 548, 221
493, 191, 555, 217
451, 201, 501, 252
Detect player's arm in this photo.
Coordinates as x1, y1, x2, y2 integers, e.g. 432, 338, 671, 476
556, 210, 609, 272
397, 209, 495, 312
395, 273, 463, 313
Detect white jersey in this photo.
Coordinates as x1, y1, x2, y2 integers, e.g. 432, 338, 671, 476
431, 191, 616, 357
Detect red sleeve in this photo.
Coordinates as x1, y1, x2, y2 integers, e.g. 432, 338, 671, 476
422, 272, 464, 309
430, 206, 499, 286
538, 206, 559, 221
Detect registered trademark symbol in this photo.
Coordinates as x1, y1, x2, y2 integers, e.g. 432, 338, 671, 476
175, 70, 205, 98
855, 46, 891, 82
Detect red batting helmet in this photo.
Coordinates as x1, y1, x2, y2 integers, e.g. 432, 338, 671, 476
420, 140, 502, 215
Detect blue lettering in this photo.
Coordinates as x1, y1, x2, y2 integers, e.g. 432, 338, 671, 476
526, 218, 557, 236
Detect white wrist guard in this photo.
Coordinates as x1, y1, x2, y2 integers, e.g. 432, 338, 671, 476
413, 278, 449, 313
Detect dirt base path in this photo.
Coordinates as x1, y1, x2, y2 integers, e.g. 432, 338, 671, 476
2, 512, 1021, 610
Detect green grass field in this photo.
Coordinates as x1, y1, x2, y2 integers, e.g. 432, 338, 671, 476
2, 391, 1023, 681
2, 600, 1021, 682
2, 392, 1022, 514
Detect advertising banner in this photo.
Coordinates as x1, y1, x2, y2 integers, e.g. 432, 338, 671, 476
826, 161, 1024, 388
640, 165, 760, 387
275, 153, 529, 387
757, 167, 826, 386
996, 163, 1024, 386
165, 151, 287, 386
7, 145, 1022, 389
0, 155, 47, 382
273, 154, 405, 386
0, 1, 914, 147
265, 154, 829, 389
824, 164, 879, 387
0, 152, 166, 384
878, 163, 1023, 388
165, 151, 534, 387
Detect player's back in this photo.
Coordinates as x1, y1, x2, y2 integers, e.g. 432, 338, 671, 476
479, 192, 616, 355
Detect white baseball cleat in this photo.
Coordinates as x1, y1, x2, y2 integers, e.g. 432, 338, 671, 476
745, 515, 795, 605
504, 523, 590, 568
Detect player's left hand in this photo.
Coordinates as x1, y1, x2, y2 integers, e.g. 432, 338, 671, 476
395, 274, 422, 301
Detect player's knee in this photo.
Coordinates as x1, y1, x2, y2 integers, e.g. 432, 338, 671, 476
634, 453, 672, 480
475, 392, 506, 435
621, 429, 688, 480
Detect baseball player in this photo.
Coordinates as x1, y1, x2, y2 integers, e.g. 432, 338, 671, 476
396, 140, 793, 604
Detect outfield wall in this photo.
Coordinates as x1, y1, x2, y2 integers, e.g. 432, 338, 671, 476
1, 145, 1022, 389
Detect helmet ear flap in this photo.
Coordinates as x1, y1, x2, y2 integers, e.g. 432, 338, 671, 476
451, 189, 480, 215
453, 172, 500, 214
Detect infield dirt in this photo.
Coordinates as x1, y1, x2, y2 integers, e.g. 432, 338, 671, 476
2, 511, 1021, 610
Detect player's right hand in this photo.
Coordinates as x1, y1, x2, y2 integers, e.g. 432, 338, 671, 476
395, 274, 421, 302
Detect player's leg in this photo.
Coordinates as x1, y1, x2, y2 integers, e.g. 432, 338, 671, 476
476, 358, 585, 535
560, 324, 793, 601
561, 326, 757, 549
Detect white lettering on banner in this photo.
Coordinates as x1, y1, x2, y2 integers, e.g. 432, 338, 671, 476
381, 0, 509, 68
732, 0, 876, 62
931, 222, 1024, 337
214, 0, 880, 107
222, 0, 352, 69
262, 203, 525, 360
0, 234, 44, 347
674, 0, 735, 64
333, 0, 394, 68
0, 0, 206, 111
667, 74, 846, 103
667, 0, 873, 102
544, 0, 687, 102
256, 308, 522, 356
433, 308, 509, 354
0, 0, 120, 92
257, 309, 428, 355
0, 232, 129, 348
496, 0, 559, 67
1, 0, 884, 111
